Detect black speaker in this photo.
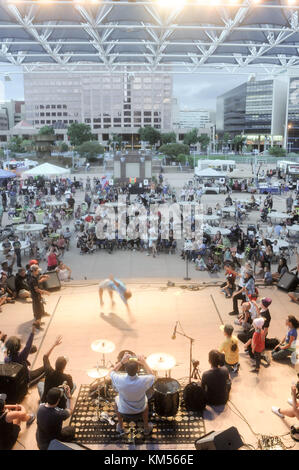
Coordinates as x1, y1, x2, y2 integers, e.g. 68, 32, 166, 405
48, 440, 88, 450
43, 271, 61, 291
195, 427, 243, 450
0, 363, 28, 404
277, 272, 298, 292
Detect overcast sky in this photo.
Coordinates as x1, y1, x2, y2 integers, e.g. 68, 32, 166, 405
1, 65, 248, 111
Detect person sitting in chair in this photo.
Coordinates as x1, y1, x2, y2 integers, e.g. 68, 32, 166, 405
109, 353, 155, 436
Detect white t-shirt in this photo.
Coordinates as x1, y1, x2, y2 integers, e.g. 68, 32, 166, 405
110, 372, 155, 414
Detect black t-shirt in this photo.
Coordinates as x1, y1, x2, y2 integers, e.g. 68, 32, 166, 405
36, 404, 70, 450
261, 308, 271, 329
201, 367, 230, 406
41, 356, 73, 409
15, 274, 29, 294
13, 241, 21, 250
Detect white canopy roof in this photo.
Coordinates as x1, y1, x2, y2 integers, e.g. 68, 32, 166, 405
22, 162, 70, 177
195, 167, 226, 178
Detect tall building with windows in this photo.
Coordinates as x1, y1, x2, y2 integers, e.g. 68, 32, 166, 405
177, 109, 215, 129
216, 78, 288, 150
287, 77, 299, 153
24, 70, 173, 145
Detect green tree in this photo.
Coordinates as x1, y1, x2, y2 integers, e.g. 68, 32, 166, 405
21, 139, 34, 152
268, 146, 286, 157
67, 123, 94, 147
8, 136, 24, 153
183, 128, 198, 147
109, 134, 122, 150
159, 143, 190, 158
232, 135, 246, 153
59, 142, 69, 153
138, 126, 161, 147
76, 141, 105, 162
161, 132, 176, 145
38, 125, 55, 135
198, 134, 210, 151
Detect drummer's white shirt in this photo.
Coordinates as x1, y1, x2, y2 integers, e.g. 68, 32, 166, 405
110, 372, 155, 414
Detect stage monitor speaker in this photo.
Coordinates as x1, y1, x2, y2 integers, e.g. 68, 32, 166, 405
0, 363, 28, 404
277, 272, 298, 292
195, 427, 243, 451
43, 271, 61, 291
48, 440, 88, 451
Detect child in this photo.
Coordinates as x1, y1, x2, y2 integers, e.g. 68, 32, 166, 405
195, 255, 207, 271
264, 267, 273, 286
251, 317, 266, 374
219, 324, 240, 374
221, 265, 236, 298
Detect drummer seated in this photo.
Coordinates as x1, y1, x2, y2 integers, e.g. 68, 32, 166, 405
109, 353, 155, 436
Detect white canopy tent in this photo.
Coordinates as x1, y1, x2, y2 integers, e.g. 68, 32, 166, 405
195, 167, 226, 178
22, 163, 71, 177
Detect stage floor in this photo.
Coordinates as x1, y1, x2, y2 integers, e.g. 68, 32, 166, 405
2, 278, 298, 451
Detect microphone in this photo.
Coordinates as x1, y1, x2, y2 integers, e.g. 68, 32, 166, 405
171, 322, 178, 340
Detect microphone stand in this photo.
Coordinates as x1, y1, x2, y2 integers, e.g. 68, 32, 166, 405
174, 321, 195, 384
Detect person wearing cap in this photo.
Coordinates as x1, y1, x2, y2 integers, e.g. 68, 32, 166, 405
0, 394, 35, 450
250, 317, 266, 374
219, 324, 240, 374
36, 387, 75, 450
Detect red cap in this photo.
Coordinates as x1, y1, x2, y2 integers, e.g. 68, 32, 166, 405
29, 259, 38, 266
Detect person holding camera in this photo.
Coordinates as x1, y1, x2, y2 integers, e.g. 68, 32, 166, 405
0, 393, 35, 450
36, 386, 75, 450
109, 353, 155, 436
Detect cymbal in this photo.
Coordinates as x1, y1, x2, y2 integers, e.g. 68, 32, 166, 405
87, 368, 109, 379
91, 339, 115, 354
146, 353, 176, 371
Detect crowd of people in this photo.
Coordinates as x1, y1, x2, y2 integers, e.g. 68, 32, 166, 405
0, 170, 299, 450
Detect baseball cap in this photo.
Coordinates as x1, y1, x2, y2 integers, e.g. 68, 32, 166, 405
29, 259, 38, 266
261, 297, 272, 308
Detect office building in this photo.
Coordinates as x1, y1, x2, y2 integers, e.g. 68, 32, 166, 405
24, 70, 173, 145
287, 77, 299, 153
216, 78, 288, 150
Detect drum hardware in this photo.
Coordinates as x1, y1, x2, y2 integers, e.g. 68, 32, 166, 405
91, 339, 115, 368
170, 321, 196, 383
87, 367, 110, 422
191, 360, 201, 380
146, 353, 176, 378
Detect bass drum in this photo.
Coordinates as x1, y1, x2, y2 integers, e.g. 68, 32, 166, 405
153, 378, 180, 417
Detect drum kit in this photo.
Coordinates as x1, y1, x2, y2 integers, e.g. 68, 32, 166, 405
87, 339, 184, 420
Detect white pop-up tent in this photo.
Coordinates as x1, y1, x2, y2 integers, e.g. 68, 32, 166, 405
22, 163, 71, 177
194, 167, 226, 178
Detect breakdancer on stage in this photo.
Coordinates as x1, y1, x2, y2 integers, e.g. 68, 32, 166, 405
99, 275, 134, 322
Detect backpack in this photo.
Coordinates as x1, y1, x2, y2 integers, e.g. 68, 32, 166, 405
183, 382, 206, 412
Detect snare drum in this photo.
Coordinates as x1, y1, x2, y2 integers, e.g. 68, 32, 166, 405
153, 378, 180, 417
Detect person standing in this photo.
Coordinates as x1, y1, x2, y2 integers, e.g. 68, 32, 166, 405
250, 317, 266, 374
13, 236, 22, 268
28, 265, 50, 329
286, 194, 294, 213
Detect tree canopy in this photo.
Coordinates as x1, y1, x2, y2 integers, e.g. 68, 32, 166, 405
159, 143, 189, 158
183, 128, 198, 146
76, 141, 105, 162
161, 132, 177, 145
38, 125, 55, 136
67, 123, 94, 147
138, 126, 161, 146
